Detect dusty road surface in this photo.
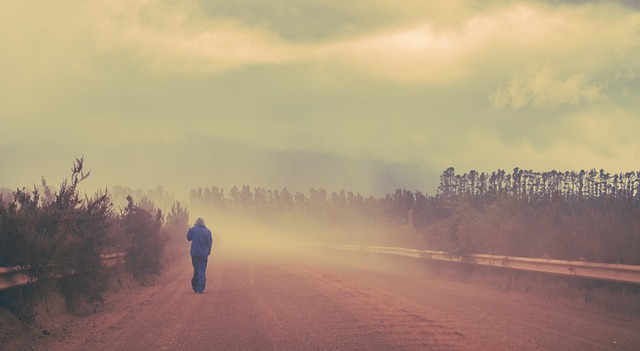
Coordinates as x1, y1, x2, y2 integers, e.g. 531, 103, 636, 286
24, 246, 640, 351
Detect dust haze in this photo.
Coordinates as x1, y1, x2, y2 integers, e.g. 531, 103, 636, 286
186, 207, 421, 278
184, 205, 382, 252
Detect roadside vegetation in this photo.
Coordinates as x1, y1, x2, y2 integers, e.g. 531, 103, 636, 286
0, 158, 186, 328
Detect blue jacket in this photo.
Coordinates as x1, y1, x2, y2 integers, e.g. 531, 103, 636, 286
187, 224, 212, 257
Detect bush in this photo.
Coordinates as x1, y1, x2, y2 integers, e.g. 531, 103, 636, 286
0, 158, 112, 314
121, 196, 166, 281
165, 200, 189, 244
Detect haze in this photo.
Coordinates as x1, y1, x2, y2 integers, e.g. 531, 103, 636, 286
1, 0, 639, 197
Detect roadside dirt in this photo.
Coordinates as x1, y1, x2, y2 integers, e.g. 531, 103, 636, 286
9, 246, 640, 350
1, 263, 146, 351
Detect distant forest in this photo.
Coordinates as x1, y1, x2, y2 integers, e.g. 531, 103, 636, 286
188, 167, 640, 265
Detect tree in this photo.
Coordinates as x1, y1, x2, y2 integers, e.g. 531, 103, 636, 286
165, 200, 189, 242
122, 196, 165, 280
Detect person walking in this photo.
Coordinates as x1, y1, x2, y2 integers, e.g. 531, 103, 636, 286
187, 217, 213, 294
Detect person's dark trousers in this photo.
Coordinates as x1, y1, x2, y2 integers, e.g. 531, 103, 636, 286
191, 255, 208, 293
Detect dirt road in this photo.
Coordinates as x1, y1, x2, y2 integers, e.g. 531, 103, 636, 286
25, 247, 640, 350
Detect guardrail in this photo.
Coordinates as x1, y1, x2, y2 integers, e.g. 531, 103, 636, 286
0, 253, 127, 292
307, 243, 640, 285
5, 245, 640, 290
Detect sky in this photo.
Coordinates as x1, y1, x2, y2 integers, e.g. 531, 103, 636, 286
1, 0, 639, 199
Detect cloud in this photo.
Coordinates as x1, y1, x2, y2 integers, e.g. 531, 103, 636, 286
84, 1, 302, 74
3, 1, 638, 83
491, 63, 604, 109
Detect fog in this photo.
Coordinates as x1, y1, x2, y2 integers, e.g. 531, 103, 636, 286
194, 211, 441, 288
191, 211, 417, 280
184, 209, 361, 253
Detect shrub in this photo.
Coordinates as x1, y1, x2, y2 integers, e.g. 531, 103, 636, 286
121, 196, 165, 281
165, 200, 189, 243
0, 157, 112, 315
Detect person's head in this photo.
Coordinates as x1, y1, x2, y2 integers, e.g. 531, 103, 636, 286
195, 217, 205, 227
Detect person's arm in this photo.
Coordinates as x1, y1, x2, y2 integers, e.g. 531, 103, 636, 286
207, 231, 213, 255
187, 228, 193, 241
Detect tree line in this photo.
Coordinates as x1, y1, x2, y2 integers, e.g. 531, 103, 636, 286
188, 167, 640, 265
438, 167, 640, 202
